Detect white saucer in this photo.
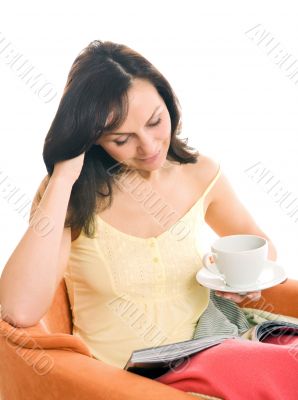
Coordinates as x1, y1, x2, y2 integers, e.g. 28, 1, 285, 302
196, 260, 287, 295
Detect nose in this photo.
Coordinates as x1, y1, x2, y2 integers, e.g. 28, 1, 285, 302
136, 131, 158, 158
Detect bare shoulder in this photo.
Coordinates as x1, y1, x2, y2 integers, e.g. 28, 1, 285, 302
184, 153, 221, 210
194, 153, 219, 175
186, 153, 221, 186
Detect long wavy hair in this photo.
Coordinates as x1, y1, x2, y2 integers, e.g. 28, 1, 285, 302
43, 40, 200, 240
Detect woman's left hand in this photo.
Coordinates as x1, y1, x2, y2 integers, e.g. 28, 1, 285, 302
214, 290, 262, 303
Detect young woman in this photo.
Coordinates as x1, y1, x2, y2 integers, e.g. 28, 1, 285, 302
1, 40, 297, 399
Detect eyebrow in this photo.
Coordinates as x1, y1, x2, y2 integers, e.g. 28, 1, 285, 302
104, 105, 163, 136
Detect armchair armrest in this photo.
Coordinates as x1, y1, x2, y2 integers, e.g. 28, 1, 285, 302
28, 348, 200, 400
0, 318, 199, 400
239, 278, 298, 318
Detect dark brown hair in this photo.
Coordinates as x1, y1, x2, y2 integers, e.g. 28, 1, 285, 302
42, 40, 200, 240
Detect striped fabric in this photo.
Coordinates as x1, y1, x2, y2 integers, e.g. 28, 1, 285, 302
192, 290, 251, 339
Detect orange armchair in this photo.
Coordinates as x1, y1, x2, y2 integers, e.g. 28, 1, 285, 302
1, 278, 298, 400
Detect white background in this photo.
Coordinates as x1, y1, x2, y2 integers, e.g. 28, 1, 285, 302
0, 1, 297, 280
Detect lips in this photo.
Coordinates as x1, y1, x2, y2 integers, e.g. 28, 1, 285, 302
139, 150, 160, 160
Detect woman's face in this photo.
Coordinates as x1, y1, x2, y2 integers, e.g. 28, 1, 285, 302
96, 79, 172, 172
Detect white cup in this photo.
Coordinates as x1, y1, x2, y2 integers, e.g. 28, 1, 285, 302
202, 234, 268, 288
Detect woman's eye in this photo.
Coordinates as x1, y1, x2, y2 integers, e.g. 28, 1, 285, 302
114, 138, 129, 146
114, 118, 162, 146
149, 118, 162, 128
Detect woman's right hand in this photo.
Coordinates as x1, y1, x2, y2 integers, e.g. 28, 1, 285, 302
52, 152, 86, 186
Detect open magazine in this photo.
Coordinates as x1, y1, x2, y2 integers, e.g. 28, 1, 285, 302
124, 320, 298, 378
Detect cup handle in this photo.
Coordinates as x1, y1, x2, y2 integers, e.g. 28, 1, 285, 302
202, 252, 225, 280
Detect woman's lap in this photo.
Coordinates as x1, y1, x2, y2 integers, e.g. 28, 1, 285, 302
155, 337, 298, 400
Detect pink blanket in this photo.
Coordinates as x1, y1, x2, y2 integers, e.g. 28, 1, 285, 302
155, 336, 298, 399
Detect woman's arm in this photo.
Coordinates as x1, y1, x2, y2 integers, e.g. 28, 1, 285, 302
205, 168, 277, 260
201, 156, 278, 301
0, 175, 72, 327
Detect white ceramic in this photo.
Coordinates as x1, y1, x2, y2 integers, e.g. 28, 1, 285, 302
202, 234, 268, 288
196, 259, 287, 295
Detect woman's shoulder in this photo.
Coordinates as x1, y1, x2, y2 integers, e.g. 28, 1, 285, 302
183, 153, 221, 207
185, 153, 221, 185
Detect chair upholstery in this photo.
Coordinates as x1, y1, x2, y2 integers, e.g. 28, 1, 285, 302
0, 278, 297, 400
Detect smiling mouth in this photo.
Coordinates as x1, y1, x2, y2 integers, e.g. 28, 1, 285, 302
139, 150, 160, 161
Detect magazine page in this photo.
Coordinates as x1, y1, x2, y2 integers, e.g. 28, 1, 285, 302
251, 321, 298, 341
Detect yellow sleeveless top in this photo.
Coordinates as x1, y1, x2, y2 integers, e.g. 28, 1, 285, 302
64, 164, 221, 369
